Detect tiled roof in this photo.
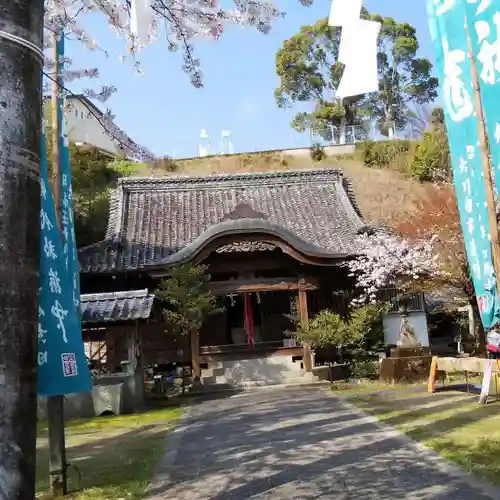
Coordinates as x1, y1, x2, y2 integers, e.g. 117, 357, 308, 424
425, 286, 469, 312
79, 168, 365, 273
80, 289, 155, 323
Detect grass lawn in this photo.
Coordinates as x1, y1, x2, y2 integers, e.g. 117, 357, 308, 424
337, 379, 500, 485
36, 406, 181, 499
330, 380, 426, 395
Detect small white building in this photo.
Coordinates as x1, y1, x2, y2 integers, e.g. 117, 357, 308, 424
381, 290, 430, 347
44, 94, 140, 158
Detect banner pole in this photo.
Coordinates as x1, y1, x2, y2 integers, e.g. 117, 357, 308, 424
47, 32, 68, 496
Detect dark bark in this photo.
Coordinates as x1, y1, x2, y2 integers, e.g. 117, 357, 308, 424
461, 272, 486, 350
0, 1, 43, 498
469, 295, 486, 349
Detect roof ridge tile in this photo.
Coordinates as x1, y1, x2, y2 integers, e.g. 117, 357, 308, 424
117, 168, 344, 189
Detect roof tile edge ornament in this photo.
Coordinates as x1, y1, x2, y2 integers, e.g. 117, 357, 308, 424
80, 289, 151, 302
221, 203, 269, 222
115, 167, 344, 188
216, 241, 277, 253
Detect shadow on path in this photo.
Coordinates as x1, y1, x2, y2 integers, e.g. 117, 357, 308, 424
147, 387, 500, 499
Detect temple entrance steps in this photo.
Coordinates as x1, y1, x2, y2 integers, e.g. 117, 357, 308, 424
200, 355, 321, 388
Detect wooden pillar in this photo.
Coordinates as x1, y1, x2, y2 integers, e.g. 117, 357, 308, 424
125, 322, 142, 375
126, 322, 144, 411
298, 289, 313, 373
126, 330, 137, 375
191, 331, 201, 381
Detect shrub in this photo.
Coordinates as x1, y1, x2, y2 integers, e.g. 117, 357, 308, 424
350, 360, 380, 380
409, 127, 451, 182
152, 156, 179, 172
295, 305, 386, 369
295, 310, 351, 351
348, 304, 386, 359
310, 143, 326, 162
358, 140, 412, 171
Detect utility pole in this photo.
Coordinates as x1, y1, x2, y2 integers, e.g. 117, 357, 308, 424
47, 33, 68, 496
0, 1, 44, 499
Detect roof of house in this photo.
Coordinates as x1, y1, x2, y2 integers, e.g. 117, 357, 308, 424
425, 285, 469, 312
43, 94, 105, 119
43, 94, 154, 160
78, 168, 366, 274
80, 289, 155, 323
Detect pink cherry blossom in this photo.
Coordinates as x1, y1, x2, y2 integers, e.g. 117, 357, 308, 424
43, 1, 314, 159
347, 230, 444, 305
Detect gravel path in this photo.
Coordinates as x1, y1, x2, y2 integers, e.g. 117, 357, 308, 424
146, 386, 500, 499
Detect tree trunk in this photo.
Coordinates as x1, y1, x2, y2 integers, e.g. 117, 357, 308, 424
461, 267, 486, 351
0, 1, 43, 498
469, 296, 486, 350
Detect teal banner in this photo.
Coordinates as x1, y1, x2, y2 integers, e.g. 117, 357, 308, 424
38, 55, 91, 395
58, 34, 81, 318
465, 0, 500, 194
426, 0, 499, 327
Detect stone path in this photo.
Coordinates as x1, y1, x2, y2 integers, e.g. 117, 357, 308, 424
146, 387, 500, 499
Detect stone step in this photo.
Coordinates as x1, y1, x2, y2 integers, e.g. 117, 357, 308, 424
237, 377, 318, 388
203, 373, 320, 388
197, 378, 329, 394
201, 368, 307, 380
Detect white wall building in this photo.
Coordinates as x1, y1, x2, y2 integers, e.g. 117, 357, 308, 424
44, 95, 140, 158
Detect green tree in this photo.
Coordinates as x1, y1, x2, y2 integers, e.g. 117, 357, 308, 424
295, 309, 362, 363
294, 305, 386, 365
275, 10, 439, 139
70, 146, 120, 246
430, 106, 445, 127
43, 105, 148, 247
156, 264, 221, 339
409, 106, 452, 182
347, 305, 386, 359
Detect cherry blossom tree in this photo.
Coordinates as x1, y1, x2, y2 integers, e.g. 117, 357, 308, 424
347, 230, 444, 305
395, 187, 484, 339
43, 0, 315, 159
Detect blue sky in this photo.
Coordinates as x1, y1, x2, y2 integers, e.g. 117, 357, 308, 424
68, 0, 435, 158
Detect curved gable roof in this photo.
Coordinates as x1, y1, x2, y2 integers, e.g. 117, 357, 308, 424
79, 168, 365, 273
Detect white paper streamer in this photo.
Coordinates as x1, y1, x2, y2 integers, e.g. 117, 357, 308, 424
328, 0, 363, 27
328, 0, 380, 98
336, 19, 381, 98
131, 0, 153, 46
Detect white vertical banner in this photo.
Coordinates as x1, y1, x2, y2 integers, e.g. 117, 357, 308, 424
131, 0, 153, 46
328, 0, 380, 98
336, 20, 381, 98
480, 358, 494, 404
328, 0, 363, 27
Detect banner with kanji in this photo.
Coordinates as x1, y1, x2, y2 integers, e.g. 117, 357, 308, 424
465, 0, 500, 195
58, 34, 82, 320
426, 0, 500, 328
38, 119, 91, 396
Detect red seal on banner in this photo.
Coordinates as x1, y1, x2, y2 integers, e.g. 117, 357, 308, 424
478, 295, 490, 313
